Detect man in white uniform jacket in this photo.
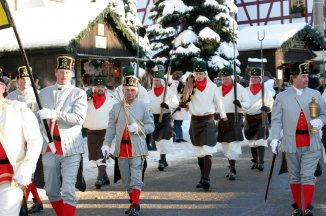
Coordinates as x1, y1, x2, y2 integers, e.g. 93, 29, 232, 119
216, 66, 250, 181
148, 69, 179, 171
180, 60, 226, 190
244, 67, 274, 172
0, 72, 43, 216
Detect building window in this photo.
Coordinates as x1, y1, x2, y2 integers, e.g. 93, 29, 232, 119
290, 0, 306, 18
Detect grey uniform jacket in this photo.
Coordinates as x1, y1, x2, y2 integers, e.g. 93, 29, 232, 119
103, 100, 154, 158
271, 87, 326, 153
39, 84, 87, 156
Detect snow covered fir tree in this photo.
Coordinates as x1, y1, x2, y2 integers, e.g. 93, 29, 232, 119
147, 0, 240, 79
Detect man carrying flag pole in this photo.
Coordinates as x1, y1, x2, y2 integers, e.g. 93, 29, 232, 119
0, 0, 54, 215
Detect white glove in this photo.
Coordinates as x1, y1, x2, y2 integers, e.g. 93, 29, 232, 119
14, 161, 34, 186
127, 122, 139, 134
38, 108, 57, 121
310, 118, 323, 130
101, 145, 109, 157
270, 139, 279, 155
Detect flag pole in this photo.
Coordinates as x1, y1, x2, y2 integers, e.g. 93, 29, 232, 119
1, 0, 53, 143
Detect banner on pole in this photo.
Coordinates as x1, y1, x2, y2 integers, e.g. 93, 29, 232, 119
0, 0, 12, 30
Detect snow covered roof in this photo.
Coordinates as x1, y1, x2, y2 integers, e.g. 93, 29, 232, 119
0, 1, 149, 54
236, 23, 307, 51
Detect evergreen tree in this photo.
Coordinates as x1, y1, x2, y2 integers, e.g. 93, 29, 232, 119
147, 0, 239, 78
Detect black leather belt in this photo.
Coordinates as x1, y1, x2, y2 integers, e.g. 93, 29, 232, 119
0, 159, 10, 164
53, 135, 61, 141
121, 140, 131, 144
296, 130, 309, 134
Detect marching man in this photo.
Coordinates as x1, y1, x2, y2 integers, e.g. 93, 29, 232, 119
271, 62, 326, 216
244, 67, 274, 171
180, 60, 226, 190
38, 55, 87, 216
148, 69, 179, 171
7, 66, 44, 213
83, 76, 117, 189
0, 70, 43, 215
102, 75, 154, 216
216, 66, 250, 181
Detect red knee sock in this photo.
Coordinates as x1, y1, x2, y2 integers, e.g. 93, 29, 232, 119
62, 203, 76, 216
303, 184, 314, 210
51, 199, 63, 216
29, 180, 42, 203
290, 184, 302, 209
131, 189, 141, 205
129, 193, 132, 200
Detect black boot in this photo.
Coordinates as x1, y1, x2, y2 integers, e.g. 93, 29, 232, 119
257, 146, 265, 171
95, 178, 103, 189
304, 204, 314, 216
125, 200, 141, 215
202, 177, 210, 190
250, 148, 258, 169
250, 159, 258, 169
158, 160, 165, 171
158, 154, 168, 171
102, 172, 111, 186
291, 203, 303, 216
129, 204, 140, 216
28, 198, 43, 213
228, 160, 237, 181
196, 176, 204, 188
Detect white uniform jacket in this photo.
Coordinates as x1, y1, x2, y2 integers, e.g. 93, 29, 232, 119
0, 99, 43, 176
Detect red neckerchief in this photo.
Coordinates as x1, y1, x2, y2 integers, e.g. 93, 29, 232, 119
93, 92, 106, 109
249, 83, 262, 95
195, 77, 207, 92
154, 86, 164, 97
222, 82, 233, 96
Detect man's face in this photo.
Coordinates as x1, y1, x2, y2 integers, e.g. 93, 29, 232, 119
55, 69, 72, 85
153, 78, 162, 88
123, 86, 138, 102
17, 77, 31, 90
94, 85, 106, 95
193, 72, 205, 81
293, 74, 309, 89
250, 76, 261, 85
0, 82, 6, 98
222, 76, 233, 86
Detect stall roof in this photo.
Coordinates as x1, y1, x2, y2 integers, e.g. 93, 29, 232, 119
237, 23, 307, 51
0, 1, 150, 55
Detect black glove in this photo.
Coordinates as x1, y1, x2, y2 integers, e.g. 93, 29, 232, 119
233, 99, 242, 108
176, 107, 181, 111
261, 106, 271, 113
160, 102, 169, 109
179, 102, 188, 109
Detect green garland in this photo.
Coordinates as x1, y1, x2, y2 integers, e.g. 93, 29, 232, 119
281, 25, 326, 51
67, 5, 140, 54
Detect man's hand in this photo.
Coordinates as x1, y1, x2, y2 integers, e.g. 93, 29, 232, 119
14, 161, 34, 186
233, 100, 242, 108
128, 122, 139, 133
179, 102, 188, 109
38, 108, 57, 121
270, 139, 279, 155
101, 145, 109, 157
261, 106, 271, 113
310, 118, 323, 130
160, 102, 169, 109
